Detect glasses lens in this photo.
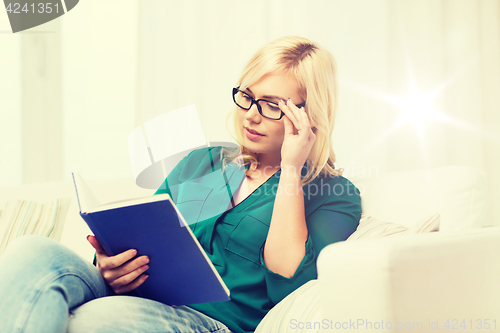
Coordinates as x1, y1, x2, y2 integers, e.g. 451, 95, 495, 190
234, 90, 252, 110
259, 101, 282, 120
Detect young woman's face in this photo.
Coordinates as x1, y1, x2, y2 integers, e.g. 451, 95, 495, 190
238, 71, 303, 158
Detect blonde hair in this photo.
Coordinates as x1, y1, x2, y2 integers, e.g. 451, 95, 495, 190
223, 36, 343, 185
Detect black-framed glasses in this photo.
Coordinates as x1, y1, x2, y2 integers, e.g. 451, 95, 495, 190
232, 87, 305, 120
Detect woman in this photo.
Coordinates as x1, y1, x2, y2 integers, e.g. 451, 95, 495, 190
0, 36, 361, 333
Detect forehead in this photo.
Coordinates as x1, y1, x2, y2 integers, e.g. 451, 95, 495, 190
246, 72, 301, 101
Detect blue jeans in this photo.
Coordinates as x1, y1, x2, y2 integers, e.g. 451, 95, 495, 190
0, 235, 232, 333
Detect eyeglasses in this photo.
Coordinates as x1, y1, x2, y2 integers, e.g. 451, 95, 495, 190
232, 87, 305, 120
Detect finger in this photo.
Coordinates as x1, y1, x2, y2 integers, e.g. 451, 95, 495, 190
109, 263, 149, 291
279, 100, 300, 130
286, 98, 304, 122
286, 105, 310, 138
309, 131, 317, 143
283, 114, 295, 136
108, 255, 150, 280
99, 249, 139, 271
297, 106, 309, 122
87, 235, 107, 256
286, 100, 310, 136
296, 107, 312, 136
299, 106, 312, 125
286, 98, 304, 113
114, 273, 149, 294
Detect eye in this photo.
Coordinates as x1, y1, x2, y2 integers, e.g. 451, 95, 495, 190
267, 103, 281, 111
242, 94, 253, 101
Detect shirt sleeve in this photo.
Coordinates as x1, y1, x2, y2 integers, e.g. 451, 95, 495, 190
259, 177, 361, 304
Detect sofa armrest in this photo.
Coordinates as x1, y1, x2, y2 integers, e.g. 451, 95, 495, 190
317, 227, 500, 332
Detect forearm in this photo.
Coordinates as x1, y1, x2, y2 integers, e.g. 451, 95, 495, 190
263, 166, 309, 278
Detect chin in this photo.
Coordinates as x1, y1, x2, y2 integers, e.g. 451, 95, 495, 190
244, 140, 278, 156
243, 140, 261, 153
241, 140, 261, 153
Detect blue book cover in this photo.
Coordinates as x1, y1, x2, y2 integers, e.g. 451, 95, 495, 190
71, 172, 230, 306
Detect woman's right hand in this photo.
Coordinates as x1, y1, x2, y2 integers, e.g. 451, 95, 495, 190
87, 235, 150, 294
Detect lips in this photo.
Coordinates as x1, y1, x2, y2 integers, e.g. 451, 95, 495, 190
245, 127, 264, 136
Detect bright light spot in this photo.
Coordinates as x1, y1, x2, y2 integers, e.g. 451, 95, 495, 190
365, 77, 453, 144
339, 60, 500, 164
383, 83, 443, 133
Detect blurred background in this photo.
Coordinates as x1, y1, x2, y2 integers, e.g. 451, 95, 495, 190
1, 0, 499, 222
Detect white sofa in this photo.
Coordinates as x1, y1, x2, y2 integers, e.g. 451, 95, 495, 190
1, 165, 498, 333
316, 166, 500, 333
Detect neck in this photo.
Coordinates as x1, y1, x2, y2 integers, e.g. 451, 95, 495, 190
254, 152, 281, 178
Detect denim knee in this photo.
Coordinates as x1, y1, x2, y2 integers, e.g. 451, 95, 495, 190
0, 236, 108, 333
68, 296, 152, 333
0, 235, 105, 295
4, 234, 58, 256
68, 296, 232, 333
2, 235, 71, 270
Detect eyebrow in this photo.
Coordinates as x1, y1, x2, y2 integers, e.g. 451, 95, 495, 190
246, 88, 283, 102
245, 87, 305, 105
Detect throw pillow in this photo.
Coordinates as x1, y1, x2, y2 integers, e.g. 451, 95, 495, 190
254, 213, 440, 333
0, 198, 71, 256
255, 280, 321, 333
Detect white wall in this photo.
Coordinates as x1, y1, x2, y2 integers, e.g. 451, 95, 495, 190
1, 0, 499, 225
0, 9, 22, 185
136, 0, 500, 225
62, 0, 138, 181
0, 0, 139, 184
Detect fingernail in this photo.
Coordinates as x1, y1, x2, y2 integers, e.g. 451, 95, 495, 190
279, 99, 284, 104
142, 256, 149, 264
131, 249, 137, 256
86, 235, 91, 241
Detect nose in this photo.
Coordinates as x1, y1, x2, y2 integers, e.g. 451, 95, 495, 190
245, 103, 262, 123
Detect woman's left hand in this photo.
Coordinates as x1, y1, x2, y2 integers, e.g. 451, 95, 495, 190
279, 99, 316, 171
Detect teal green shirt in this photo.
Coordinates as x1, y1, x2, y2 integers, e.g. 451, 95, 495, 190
154, 147, 361, 333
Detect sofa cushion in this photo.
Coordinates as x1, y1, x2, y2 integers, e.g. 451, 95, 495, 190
0, 198, 71, 256
0, 178, 154, 262
351, 166, 489, 231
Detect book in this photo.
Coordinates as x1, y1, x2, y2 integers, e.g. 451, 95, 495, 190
71, 172, 230, 306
